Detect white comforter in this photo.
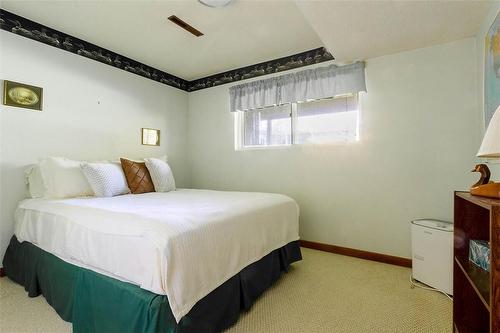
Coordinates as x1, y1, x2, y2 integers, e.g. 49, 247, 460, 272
14, 189, 299, 322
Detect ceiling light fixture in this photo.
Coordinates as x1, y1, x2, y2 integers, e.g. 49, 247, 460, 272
198, 0, 233, 8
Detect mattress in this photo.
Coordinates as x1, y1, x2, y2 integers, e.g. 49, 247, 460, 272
14, 189, 300, 322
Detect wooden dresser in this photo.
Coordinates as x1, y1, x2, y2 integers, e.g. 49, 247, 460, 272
453, 192, 499, 333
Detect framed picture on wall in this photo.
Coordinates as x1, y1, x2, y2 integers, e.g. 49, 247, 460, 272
2, 80, 43, 111
142, 128, 160, 146
484, 12, 499, 127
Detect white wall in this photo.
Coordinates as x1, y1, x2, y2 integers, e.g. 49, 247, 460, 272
0, 27, 489, 262
0, 31, 189, 261
187, 38, 480, 259
476, 4, 500, 178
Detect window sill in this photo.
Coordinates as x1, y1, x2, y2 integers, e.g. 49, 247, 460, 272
235, 140, 360, 151
236, 144, 292, 151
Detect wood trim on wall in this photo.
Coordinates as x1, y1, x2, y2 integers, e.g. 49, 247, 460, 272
300, 240, 412, 268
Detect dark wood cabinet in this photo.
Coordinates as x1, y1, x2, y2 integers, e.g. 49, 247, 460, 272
453, 192, 499, 333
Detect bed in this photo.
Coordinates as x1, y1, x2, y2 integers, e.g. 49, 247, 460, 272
3, 188, 301, 332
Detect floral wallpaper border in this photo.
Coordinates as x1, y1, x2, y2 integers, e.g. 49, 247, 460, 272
187, 47, 333, 91
0, 9, 334, 92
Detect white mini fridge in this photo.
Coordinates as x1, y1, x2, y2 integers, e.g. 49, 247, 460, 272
411, 219, 454, 295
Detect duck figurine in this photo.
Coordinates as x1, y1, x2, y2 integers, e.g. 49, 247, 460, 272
471, 164, 491, 187
470, 164, 500, 199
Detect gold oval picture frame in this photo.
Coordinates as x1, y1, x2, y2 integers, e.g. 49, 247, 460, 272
3, 80, 43, 111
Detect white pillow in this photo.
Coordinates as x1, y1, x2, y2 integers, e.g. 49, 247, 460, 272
81, 162, 130, 197
144, 158, 176, 192
39, 157, 94, 199
25, 165, 46, 198
24, 164, 46, 198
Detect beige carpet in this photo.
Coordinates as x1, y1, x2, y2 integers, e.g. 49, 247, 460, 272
0, 248, 451, 333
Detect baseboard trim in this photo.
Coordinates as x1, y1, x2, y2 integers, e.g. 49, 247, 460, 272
300, 240, 412, 268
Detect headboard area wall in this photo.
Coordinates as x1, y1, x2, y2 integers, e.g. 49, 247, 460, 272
0, 31, 190, 261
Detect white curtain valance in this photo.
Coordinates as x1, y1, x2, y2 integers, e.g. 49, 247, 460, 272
280, 62, 366, 104
229, 78, 279, 113
229, 61, 366, 112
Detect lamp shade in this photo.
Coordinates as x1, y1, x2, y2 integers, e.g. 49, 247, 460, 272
477, 105, 500, 157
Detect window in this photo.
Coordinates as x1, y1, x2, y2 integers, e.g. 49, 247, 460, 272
243, 104, 292, 147
295, 95, 359, 144
235, 94, 359, 149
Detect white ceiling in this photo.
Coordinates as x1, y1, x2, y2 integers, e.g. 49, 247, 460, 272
1, 0, 323, 80
297, 0, 493, 62
1, 1, 494, 81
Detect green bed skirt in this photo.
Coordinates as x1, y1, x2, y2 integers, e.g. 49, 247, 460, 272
2, 236, 302, 333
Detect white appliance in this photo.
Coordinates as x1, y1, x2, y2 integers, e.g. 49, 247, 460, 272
411, 219, 454, 295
